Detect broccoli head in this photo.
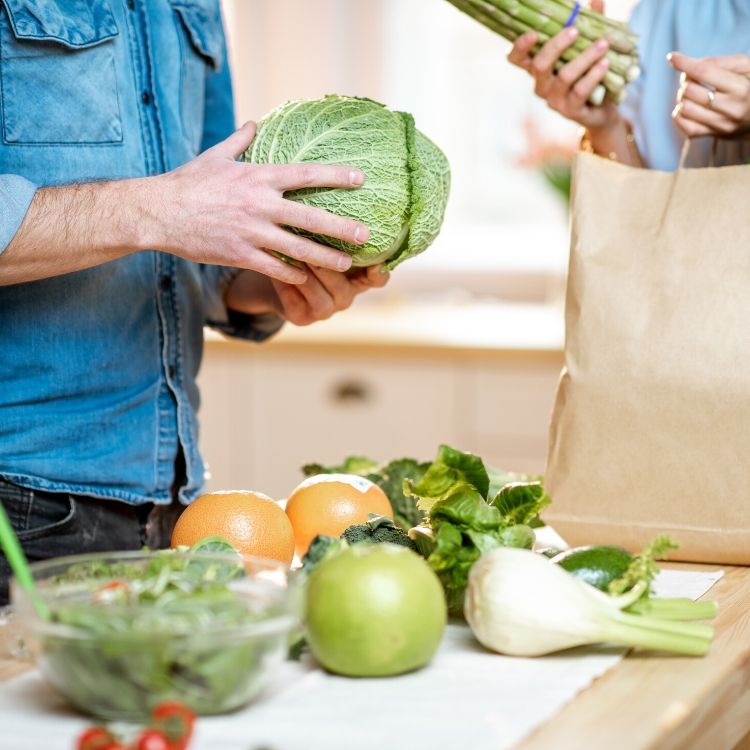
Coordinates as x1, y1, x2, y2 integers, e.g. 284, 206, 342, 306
341, 515, 419, 553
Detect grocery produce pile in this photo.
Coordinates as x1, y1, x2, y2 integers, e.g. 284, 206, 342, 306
297, 445, 717, 663
14, 445, 719, 747
445, 0, 640, 105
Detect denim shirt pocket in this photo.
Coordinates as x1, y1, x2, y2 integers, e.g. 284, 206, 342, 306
170, 0, 223, 154
0, 0, 122, 145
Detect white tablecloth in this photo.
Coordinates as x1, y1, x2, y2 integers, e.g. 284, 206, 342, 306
0, 569, 723, 750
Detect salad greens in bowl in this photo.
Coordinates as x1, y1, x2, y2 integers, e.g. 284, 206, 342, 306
11, 548, 300, 721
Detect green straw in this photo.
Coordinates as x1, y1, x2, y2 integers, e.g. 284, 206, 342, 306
0, 502, 49, 619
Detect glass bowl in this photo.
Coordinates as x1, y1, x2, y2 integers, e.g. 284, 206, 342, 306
11, 550, 300, 720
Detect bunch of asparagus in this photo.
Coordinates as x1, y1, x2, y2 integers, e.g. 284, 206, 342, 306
446, 0, 640, 105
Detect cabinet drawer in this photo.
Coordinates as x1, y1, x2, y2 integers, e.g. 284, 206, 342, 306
466, 362, 561, 441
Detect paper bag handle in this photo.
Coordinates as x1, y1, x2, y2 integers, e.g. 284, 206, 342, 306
678, 137, 719, 170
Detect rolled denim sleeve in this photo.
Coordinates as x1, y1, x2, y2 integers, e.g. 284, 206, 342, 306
0, 174, 36, 254
201, 265, 285, 342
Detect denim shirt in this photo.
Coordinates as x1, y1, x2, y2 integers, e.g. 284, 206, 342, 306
0, 0, 279, 505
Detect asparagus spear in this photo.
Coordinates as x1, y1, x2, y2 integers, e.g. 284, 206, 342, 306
466, 0, 627, 99
446, 0, 636, 103
518, 0, 636, 53
448, 0, 608, 105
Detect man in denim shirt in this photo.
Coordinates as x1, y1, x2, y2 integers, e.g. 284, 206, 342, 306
0, 0, 386, 602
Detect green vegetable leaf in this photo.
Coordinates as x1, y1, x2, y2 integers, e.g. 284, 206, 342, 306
608, 535, 680, 597
376, 458, 430, 529
490, 481, 551, 526
407, 445, 490, 514
302, 456, 380, 478
429, 484, 504, 532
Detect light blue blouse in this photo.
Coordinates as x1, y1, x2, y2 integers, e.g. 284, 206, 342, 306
621, 0, 750, 171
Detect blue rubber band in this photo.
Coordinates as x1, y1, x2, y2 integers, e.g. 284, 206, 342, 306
564, 2, 581, 28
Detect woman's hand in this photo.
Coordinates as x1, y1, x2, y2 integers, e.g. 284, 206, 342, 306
669, 53, 750, 139
509, 27, 619, 131
225, 264, 390, 327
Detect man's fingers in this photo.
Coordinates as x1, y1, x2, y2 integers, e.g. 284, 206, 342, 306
259, 226, 353, 272
589, 0, 605, 13
271, 280, 310, 325
276, 200, 369, 247
307, 266, 357, 310
264, 163, 365, 191
208, 121, 257, 159
228, 245, 308, 285
508, 32, 537, 70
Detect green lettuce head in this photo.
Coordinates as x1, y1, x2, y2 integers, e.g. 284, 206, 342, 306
242, 95, 450, 270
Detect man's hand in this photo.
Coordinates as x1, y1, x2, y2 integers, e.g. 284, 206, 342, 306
1, 122, 369, 286
669, 53, 750, 139
150, 121, 368, 284
225, 264, 390, 327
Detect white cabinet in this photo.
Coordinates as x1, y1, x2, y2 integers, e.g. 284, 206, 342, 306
197, 333, 563, 500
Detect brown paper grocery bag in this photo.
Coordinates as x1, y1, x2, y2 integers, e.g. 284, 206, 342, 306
544, 151, 750, 564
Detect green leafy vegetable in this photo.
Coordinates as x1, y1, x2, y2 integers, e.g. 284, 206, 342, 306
608, 535, 679, 597
39, 544, 293, 720
243, 95, 450, 270
341, 515, 419, 553
405, 445, 550, 615
300, 535, 350, 573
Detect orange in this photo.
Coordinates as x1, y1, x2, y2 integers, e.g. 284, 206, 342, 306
285, 474, 393, 556
171, 490, 295, 565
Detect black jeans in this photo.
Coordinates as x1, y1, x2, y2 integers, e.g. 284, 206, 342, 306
0, 478, 184, 605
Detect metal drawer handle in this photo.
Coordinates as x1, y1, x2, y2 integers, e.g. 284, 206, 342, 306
330, 379, 372, 405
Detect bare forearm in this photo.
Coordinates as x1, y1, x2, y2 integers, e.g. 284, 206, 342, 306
0, 178, 154, 285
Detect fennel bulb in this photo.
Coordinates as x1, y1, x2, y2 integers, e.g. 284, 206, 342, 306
464, 548, 714, 657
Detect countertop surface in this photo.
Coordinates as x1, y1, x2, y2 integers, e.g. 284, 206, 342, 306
206, 298, 566, 360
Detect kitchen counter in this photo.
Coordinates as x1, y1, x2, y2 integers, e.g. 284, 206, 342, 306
2, 562, 749, 750
205, 298, 566, 362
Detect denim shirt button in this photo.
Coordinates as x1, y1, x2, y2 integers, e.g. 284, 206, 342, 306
142, 91, 151, 105
160, 275, 171, 291
127, 0, 135, 8
168, 365, 175, 379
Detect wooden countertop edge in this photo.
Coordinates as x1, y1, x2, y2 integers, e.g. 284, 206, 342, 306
204, 335, 565, 363
517, 565, 750, 750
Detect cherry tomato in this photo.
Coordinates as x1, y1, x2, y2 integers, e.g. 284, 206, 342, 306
150, 701, 196, 749
76, 726, 115, 750
134, 729, 172, 750
92, 580, 128, 603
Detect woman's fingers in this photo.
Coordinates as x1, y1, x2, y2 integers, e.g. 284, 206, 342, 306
669, 52, 748, 96
531, 27, 580, 93
674, 99, 737, 136
507, 32, 537, 71
557, 39, 609, 92
568, 58, 610, 105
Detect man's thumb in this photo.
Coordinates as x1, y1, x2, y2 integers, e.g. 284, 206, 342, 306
210, 121, 257, 159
